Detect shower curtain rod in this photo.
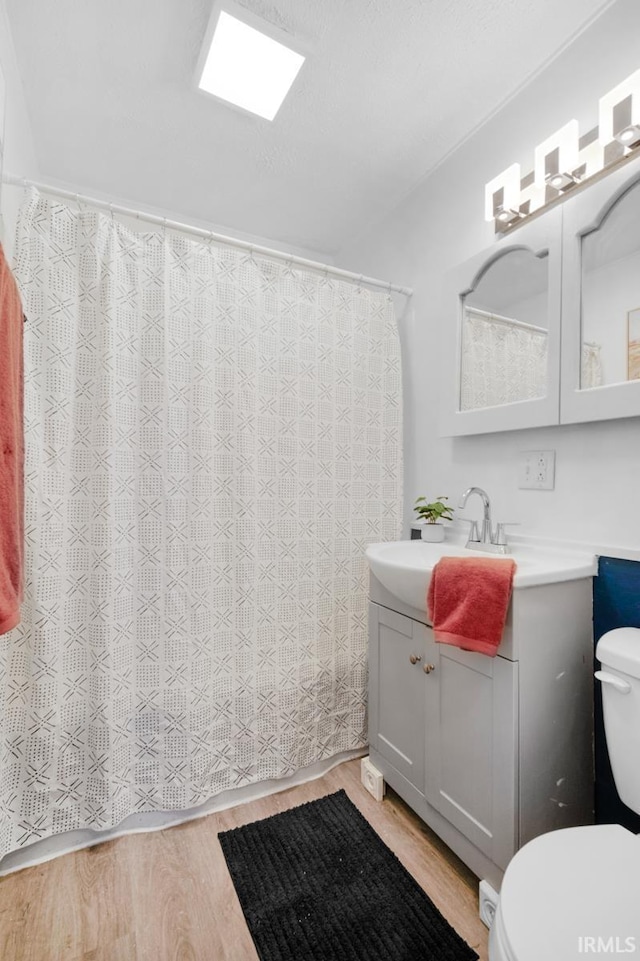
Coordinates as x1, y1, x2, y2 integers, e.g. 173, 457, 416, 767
466, 305, 547, 334
3, 173, 413, 298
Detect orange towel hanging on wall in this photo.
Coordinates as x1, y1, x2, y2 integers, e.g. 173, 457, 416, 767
0, 243, 25, 635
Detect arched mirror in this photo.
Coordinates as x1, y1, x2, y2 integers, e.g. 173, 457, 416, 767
561, 153, 640, 424
441, 209, 562, 436
581, 178, 640, 388
461, 248, 549, 411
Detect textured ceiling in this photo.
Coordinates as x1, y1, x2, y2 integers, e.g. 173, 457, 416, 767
7, 0, 613, 257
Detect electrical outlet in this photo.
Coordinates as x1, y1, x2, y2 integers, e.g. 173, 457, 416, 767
518, 450, 556, 490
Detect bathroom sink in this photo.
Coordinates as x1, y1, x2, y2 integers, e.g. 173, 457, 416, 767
365, 539, 597, 612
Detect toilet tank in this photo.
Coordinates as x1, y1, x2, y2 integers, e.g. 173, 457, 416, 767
596, 627, 640, 815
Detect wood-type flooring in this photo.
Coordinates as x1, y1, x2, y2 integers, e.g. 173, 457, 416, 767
0, 758, 488, 960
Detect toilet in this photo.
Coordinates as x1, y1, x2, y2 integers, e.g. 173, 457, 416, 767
490, 628, 640, 961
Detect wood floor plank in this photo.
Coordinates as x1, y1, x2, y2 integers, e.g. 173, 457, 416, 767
0, 862, 47, 961
74, 837, 135, 960
0, 759, 489, 960
170, 818, 260, 961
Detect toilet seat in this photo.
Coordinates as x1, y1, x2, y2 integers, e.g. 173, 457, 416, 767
490, 824, 640, 961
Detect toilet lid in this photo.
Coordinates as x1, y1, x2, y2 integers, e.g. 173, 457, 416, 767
499, 825, 640, 961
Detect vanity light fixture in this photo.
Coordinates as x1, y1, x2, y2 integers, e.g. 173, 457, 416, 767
600, 69, 640, 149
486, 68, 640, 233
546, 171, 581, 191
535, 120, 582, 196
484, 163, 527, 225
615, 123, 640, 147
494, 206, 524, 227
197, 6, 305, 121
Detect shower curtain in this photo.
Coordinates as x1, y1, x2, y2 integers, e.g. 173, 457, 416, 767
460, 308, 548, 410
0, 189, 402, 859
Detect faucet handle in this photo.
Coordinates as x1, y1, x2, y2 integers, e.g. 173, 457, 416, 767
494, 522, 520, 546
459, 518, 480, 542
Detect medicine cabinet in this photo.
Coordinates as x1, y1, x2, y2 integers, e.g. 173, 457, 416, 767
441, 153, 640, 435
561, 153, 640, 424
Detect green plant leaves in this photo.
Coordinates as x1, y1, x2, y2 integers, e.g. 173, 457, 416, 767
413, 495, 454, 524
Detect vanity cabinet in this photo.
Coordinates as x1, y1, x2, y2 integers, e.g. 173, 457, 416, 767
368, 572, 594, 890
370, 604, 517, 871
370, 605, 428, 792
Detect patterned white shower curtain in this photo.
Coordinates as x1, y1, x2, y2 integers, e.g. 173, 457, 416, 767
460, 308, 548, 410
0, 189, 402, 859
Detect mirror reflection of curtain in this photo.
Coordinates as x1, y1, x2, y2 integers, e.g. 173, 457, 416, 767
581, 341, 603, 389
460, 308, 548, 410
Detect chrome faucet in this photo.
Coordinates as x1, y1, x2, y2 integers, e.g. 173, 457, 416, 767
458, 486, 512, 554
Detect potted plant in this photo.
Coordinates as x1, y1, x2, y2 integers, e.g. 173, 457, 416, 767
414, 495, 454, 542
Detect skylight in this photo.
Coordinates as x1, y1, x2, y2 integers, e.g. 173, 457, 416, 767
198, 10, 305, 122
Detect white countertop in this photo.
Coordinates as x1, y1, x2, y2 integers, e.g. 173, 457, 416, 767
366, 536, 598, 613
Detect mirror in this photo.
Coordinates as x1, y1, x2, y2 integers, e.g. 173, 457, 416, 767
460, 248, 550, 411
580, 178, 640, 389
441, 208, 561, 436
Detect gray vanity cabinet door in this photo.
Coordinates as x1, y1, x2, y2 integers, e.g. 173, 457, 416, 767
424, 642, 518, 870
368, 603, 426, 793
369, 602, 518, 870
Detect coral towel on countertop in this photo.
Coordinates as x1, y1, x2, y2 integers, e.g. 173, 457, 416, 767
427, 556, 517, 657
0, 244, 24, 635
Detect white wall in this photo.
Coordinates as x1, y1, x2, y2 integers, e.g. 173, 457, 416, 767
337, 0, 640, 556
0, 0, 327, 268
0, 0, 39, 259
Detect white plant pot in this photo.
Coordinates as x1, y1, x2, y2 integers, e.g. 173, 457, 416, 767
421, 524, 445, 543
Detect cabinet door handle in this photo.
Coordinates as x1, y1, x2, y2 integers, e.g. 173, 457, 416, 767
423, 663, 436, 674
409, 654, 422, 665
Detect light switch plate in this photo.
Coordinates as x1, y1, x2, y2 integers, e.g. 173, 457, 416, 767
518, 449, 556, 490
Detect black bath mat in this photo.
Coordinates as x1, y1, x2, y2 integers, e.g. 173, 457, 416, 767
218, 789, 479, 961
